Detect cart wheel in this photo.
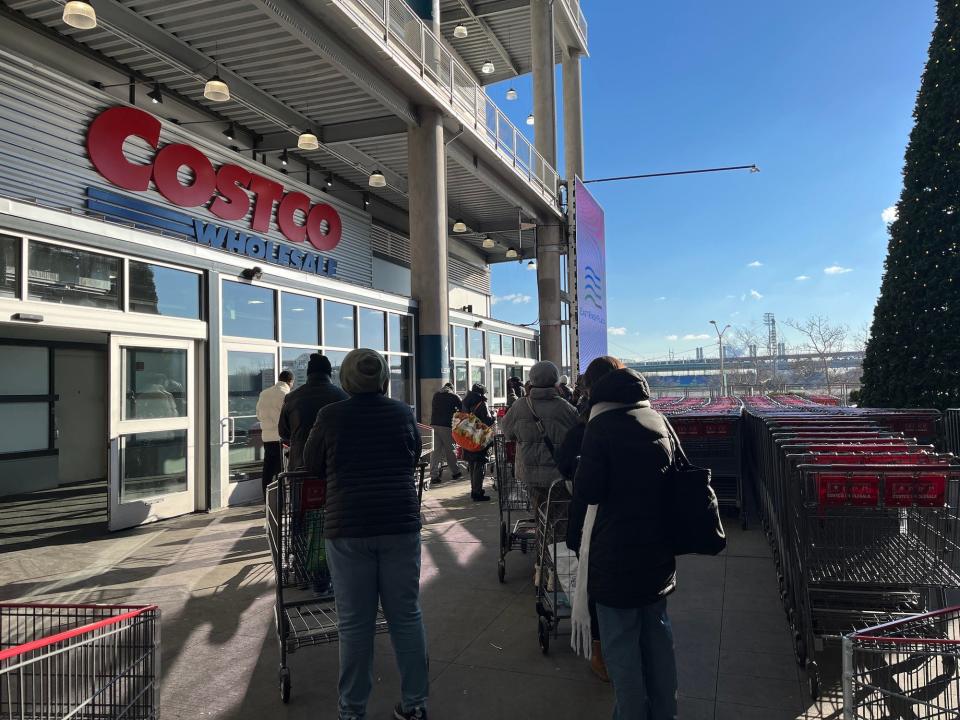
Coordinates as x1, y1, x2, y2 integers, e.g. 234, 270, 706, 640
498, 559, 506, 584
280, 667, 291, 704
807, 662, 820, 700
538, 615, 550, 655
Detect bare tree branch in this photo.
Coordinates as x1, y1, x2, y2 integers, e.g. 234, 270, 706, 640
784, 316, 849, 394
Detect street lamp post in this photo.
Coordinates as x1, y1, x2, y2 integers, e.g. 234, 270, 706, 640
710, 320, 731, 397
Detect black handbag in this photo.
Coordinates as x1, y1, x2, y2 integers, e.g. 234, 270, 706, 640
663, 418, 727, 556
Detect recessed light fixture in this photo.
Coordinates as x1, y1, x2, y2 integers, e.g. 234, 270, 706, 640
147, 82, 163, 104
363, 192, 370, 208
506, 247, 518, 259
506, 87, 518, 101
298, 131, 319, 151
223, 122, 236, 141
526, 113, 534, 126
62, 1, 97, 29
368, 169, 387, 188
204, 74, 230, 102
453, 219, 467, 233
482, 236, 495, 249
280, 149, 288, 166
326, 172, 334, 189
481, 60, 495, 75
453, 23, 468, 39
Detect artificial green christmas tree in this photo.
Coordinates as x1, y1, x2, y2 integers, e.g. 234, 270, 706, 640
860, 0, 960, 410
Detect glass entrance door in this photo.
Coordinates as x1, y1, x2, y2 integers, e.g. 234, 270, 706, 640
108, 336, 196, 531
220, 344, 276, 506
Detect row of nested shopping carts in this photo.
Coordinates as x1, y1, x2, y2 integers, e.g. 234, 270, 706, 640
745, 402, 960, 709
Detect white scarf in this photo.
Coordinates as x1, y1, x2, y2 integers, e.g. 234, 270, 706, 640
570, 400, 649, 658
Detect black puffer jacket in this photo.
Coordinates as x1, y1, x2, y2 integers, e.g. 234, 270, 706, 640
430, 387, 462, 427
574, 369, 677, 608
304, 392, 422, 539
279, 374, 349, 470
557, 422, 588, 552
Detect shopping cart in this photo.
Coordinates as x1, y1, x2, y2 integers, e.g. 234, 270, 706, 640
493, 433, 535, 583
535, 478, 573, 654
416, 424, 434, 500
0, 603, 160, 719
266, 471, 389, 703
843, 606, 960, 719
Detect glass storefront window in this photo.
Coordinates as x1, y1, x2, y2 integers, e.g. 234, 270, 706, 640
28, 241, 121, 310
124, 348, 187, 419
487, 332, 501, 356
129, 262, 201, 319
222, 282, 275, 340
469, 329, 484, 359
501, 335, 514, 357
389, 355, 414, 406
451, 326, 467, 358
359, 308, 386, 351
528, 339, 539, 360
325, 301, 356, 349
120, 430, 187, 502
281, 292, 319, 345
453, 362, 468, 393
515, 339, 526, 359
471, 365, 486, 389
281, 347, 313, 388
0, 235, 19, 298
226, 351, 275, 483
493, 367, 506, 400
389, 313, 413, 353
0, 403, 48, 453
324, 350, 349, 388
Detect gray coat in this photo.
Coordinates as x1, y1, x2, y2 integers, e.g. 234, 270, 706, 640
501, 387, 579, 488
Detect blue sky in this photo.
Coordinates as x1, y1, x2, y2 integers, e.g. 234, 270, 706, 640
487, 1, 936, 360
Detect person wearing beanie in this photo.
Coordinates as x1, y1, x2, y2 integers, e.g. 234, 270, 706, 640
278, 353, 348, 470
557, 374, 574, 404
501, 360, 579, 526
428, 382, 464, 485
303, 349, 429, 720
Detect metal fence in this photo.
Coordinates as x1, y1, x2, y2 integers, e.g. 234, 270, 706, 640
946, 409, 960, 455
336, 0, 561, 206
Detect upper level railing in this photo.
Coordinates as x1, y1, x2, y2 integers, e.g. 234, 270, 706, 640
333, 0, 561, 210
559, 0, 588, 47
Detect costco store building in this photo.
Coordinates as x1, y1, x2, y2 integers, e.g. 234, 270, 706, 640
0, 45, 537, 529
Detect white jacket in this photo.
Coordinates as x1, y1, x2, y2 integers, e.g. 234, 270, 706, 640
256, 382, 290, 442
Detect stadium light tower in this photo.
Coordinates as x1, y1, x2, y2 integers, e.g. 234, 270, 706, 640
710, 320, 731, 396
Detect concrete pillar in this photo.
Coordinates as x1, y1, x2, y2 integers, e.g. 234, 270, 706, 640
408, 106, 450, 421
531, 0, 562, 366
562, 48, 584, 182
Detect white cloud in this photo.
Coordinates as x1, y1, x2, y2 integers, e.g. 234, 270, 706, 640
491, 293, 532, 305
750, 289, 763, 300
747, 260, 763, 268
665, 334, 679, 341
725, 294, 736, 300
683, 333, 712, 340
655, 296, 667, 302
882, 206, 898, 225
795, 275, 810, 281
608, 326, 627, 336
824, 265, 853, 275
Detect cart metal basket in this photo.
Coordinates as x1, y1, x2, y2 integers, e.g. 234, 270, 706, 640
493, 434, 535, 583
535, 479, 573, 654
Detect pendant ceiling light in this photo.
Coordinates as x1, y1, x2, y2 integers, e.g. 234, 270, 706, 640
368, 170, 387, 188
280, 149, 289, 166
62, 1, 97, 29
505, 87, 518, 101
204, 75, 230, 102
147, 83, 163, 104
223, 122, 236, 141
363, 192, 370, 208
482, 236, 495, 249
453, 23, 468, 39
326, 172, 334, 189
481, 60, 495, 75
453, 219, 467, 233
527, 259, 537, 270
526, 113, 534, 126
298, 131, 319, 151
506, 247, 518, 259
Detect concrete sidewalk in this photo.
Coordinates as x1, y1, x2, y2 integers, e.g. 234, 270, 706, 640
0, 478, 845, 719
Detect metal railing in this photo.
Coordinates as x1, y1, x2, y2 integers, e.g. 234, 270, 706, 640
335, 0, 561, 207
559, 0, 588, 46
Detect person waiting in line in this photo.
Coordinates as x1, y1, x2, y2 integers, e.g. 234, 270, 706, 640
557, 374, 575, 405
461, 382, 494, 501
501, 360, 579, 525
303, 349, 429, 720
573, 367, 679, 720
255, 369, 295, 496
557, 357, 626, 684
279, 354, 347, 470
506, 376, 524, 407
428, 382, 463, 485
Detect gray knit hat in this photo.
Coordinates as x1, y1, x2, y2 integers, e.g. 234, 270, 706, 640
529, 360, 560, 388
340, 348, 389, 395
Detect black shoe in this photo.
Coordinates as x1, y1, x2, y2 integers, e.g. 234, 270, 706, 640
451, 473, 464, 480
471, 492, 491, 502
430, 476, 443, 485
394, 704, 427, 720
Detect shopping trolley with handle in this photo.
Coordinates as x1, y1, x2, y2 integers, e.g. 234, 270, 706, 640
493, 433, 535, 583
0, 603, 160, 720
267, 471, 390, 703
535, 478, 574, 654
843, 606, 960, 719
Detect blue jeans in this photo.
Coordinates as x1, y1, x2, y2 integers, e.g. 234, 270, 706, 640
326, 532, 429, 720
596, 599, 678, 720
